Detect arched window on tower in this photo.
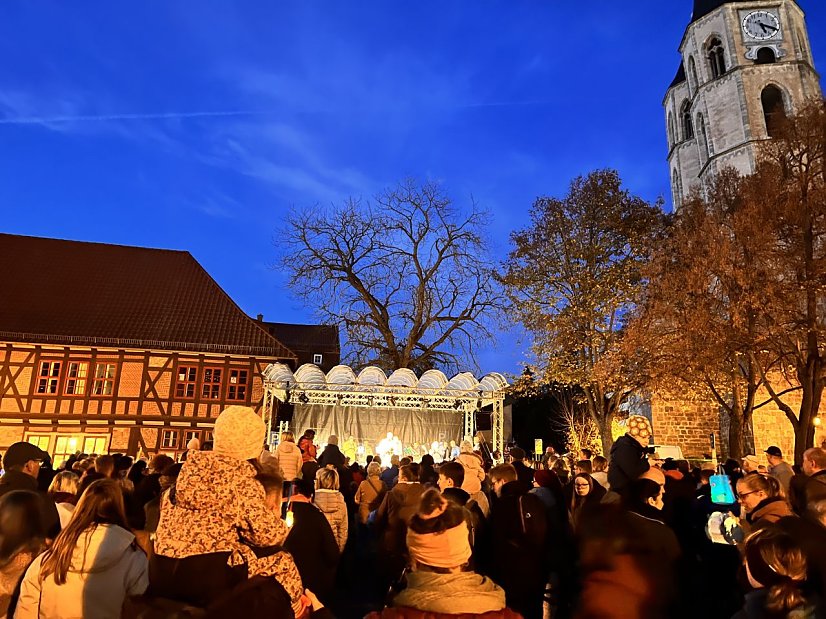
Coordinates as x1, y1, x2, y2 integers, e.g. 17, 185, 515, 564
707, 38, 727, 79
688, 56, 699, 92
697, 113, 710, 159
756, 47, 777, 65
681, 101, 694, 140
761, 85, 787, 138
668, 112, 676, 147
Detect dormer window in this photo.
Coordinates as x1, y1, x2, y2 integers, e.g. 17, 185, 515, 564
707, 38, 727, 79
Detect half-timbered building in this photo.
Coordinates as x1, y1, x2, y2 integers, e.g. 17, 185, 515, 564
0, 233, 302, 464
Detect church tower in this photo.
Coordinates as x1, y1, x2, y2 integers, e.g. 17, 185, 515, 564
664, 0, 821, 207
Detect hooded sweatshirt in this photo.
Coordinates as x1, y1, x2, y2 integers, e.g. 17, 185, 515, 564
276, 441, 304, 481
16, 524, 148, 619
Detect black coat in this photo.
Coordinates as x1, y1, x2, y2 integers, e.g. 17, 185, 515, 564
512, 461, 535, 490
317, 444, 345, 470
283, 501, 340, 604
608, 434, 650, 495
0, 471, 60, 538
487, 481, 548, 619
790, 470, 826, 516
777, 514, 826, 598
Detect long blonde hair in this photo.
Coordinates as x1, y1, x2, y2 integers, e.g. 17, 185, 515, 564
40, 479, 129, 585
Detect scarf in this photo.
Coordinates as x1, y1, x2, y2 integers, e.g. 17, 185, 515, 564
393, 571, 506, 613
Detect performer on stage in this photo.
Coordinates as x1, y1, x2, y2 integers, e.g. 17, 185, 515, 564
376, 432, 403, 464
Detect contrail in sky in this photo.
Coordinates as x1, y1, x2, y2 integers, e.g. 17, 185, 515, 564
0, 109, 270, 125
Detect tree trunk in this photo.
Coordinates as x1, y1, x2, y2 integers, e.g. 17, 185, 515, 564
598, 416, 614, 457
727, 408, 746, 460
794, 363, 823, 464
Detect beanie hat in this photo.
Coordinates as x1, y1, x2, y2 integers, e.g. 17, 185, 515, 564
406, 494, 472, 569
627, 415, 652, 441
186, 437, 201, 451
213, 406, 266, 461
534, 469, 557, 489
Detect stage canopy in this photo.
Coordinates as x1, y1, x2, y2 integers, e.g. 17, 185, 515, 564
261, 363, 508, 458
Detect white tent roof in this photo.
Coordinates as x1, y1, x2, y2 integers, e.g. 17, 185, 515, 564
262, 362, 508, 402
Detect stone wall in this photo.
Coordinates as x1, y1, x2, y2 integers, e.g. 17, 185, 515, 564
650, 394, 721, 459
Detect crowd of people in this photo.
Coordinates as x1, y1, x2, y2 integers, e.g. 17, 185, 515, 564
1, 409, 826, 618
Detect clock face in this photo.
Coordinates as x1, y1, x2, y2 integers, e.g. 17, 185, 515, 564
742, 11, 781, 41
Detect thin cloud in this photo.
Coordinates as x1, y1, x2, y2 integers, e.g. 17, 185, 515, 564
0, 109, 272, 125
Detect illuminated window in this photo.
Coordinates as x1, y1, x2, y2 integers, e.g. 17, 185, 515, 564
202, 367, 222, 399
92, 363, 116, 396
64, 361, 89, 395
53, 435, 81, 468
227, 369, 248, 401
161, 429, 179, 449
175, 366, 197, 399
184, 430, 201, 447
37, 361, 62, 394
83, 436, 107, 455
27, 435, 50, 452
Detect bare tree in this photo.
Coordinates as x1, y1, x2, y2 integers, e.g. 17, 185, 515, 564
280, 179, 501, 373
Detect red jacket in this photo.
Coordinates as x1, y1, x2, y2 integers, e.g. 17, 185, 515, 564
298, 436, 317, 463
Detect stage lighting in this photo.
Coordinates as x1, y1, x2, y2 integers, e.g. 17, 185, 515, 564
388, 396, 397, 406
298, 392, 309, 404
367, 395, 374, 406
453, 400, 463, 410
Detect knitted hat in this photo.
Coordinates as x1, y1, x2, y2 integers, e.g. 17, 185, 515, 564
186, 437, 201, 451
213, 406, 266, 461
406, 494, 472, 569
534, 469, 557, 489
627, 415, 652, 441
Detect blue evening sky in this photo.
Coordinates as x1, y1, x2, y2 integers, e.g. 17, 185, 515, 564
1, 2, 824, 377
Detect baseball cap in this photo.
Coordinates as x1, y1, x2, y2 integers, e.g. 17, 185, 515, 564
764, 446, 783, 458
742, 455, 759, 467
2, 442, 49, 470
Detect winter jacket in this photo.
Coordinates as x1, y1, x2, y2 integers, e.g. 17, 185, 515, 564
355, 476, 387, 524
284, 501, 340, 604
575, 554, 654, 619
298, 436, 317, 463
151, 450, 297, 606
607, 434, 650, 496
318, 444, 345, 470
487, 481, 548, 619
313, 489, 349, 552
0, 549, 40, 618
390, 571, 508, 614
275, 441, 304, 481
791, 470, 826, 516
16, 524, 148, 619
375, 482, 425, 557
457, 453, 486, 495
0, 474, 61, 539
769, 461, 795, 496
746, 496, 796, 530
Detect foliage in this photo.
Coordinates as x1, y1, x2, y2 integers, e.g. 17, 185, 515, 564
280, 179, 501, 374
623, 170, 792, 458
501, 169, 667, 453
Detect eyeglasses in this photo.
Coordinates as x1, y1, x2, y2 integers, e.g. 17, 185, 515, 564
574, 483, 590, 489
737, 490, 759, 501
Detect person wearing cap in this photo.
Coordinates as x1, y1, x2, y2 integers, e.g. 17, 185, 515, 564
608, 415, 652, 497
765, 446, 794, 496
742, 454, 760, 475
367, 489, 517, 618
0, 442, 60, 538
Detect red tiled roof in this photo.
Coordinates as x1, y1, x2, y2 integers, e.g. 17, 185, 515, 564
0, 233, 297, 358
257, 321, 340, 354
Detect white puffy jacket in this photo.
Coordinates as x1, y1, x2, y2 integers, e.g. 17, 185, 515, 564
16, 524, 148, 619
